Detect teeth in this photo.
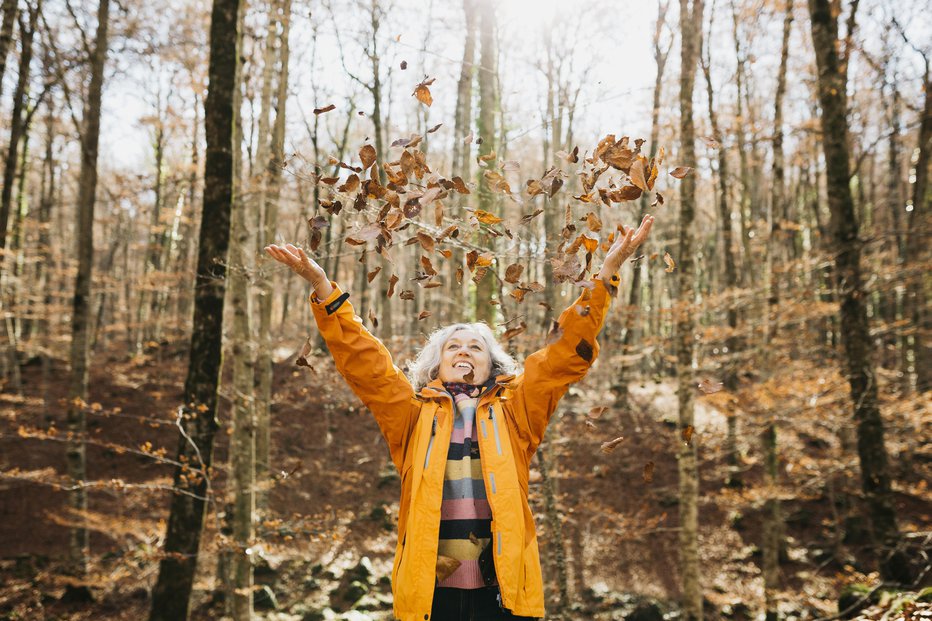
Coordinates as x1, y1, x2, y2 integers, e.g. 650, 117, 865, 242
455, 362, 473, 369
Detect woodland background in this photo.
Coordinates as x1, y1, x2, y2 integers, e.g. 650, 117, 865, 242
0, 0, 929, 619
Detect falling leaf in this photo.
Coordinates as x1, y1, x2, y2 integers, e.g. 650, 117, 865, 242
337, 173, 360, 194
473, 209, 503, 225
588, 406, 608, 419
400, 60, 408, 70
345, 223, 382, 245
463, 131, 474, 144
413, 76, 436, 107
584, 212, 602, 232
643, 461, 655, 483
651, 192, 665, 208
418, 310, 432, 320
366, 266, 382, 283
504, 263, 524, 284
600, 436, 625, 454
697, 379, 724, 394
483, 170, 512, 194
436, 556, 461, 582
387, 274, 399, 297
701, 136, 720, 149
419, 186, 442, 206
502, 321, 527, 341
682, 425, 695, 445
663, 252, 676, 273
502, 160, 520, 171
669, 166, 693, 179
399, 290, 415, 300
359, 144, 377, 169
368, 308, 379, 329
521, 208, 543, 223
427, 123, 443, 133
629, 157, 649, 191
295, 338, 314, 367
313, 104, 336, 115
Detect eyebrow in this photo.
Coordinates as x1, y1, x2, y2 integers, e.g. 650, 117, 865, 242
446, 337, 484, 346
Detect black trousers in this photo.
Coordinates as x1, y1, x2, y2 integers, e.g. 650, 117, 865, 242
429, 586, 539, 621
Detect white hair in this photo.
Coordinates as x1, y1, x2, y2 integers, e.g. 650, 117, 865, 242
407, 323, 521, 390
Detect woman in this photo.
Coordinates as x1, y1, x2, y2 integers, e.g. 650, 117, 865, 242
265, 214, 653, 621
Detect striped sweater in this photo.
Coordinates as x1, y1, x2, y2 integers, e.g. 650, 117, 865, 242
437, 382, 496, 589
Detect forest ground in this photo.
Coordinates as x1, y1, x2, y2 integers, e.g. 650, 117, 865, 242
1, 334, 930, 620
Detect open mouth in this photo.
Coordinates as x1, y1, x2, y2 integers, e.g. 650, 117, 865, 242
454, 362, 474, 371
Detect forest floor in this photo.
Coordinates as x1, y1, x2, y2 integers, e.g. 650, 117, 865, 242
0, 336, 930, 620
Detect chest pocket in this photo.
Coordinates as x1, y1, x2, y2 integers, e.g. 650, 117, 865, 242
479, 401, 519, 492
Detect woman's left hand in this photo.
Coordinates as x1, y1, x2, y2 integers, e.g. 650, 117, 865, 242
596, 214, 655, 283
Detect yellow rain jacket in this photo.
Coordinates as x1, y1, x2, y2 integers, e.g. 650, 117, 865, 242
310, 275, 616, 621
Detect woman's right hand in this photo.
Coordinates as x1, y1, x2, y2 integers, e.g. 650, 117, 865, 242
264, 243, 334, 300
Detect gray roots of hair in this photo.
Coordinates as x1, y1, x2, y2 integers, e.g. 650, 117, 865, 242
407, 323, 521, 390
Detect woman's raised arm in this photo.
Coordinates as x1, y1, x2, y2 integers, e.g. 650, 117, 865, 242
264, 243, 416, 469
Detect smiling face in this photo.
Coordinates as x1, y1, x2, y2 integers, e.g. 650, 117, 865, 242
437, 329, 493, 385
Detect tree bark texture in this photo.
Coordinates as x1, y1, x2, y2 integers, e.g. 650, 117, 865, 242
475, 0, 497, 325
807, 0, 902, 581
148, 0, 242, 617
677, 0, 704, 617
65, 0, 107, 590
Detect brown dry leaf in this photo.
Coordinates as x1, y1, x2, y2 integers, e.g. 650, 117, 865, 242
436, 556, 461, 582
588, 406, 608, 419
651, 192, 665, 208
643, 461, 655, 483
682, 425, 695, 445
585, 212, 602, 232
419, 186, 442, 206
338, 174, 360, 194
600, 436, 625, 454
399, 290, 415, 300
702, 136, 721, 149
697, 379, 724, 394
484, 170, 512, 194
647, 146, 664, 190
418, 310, 432, 320
504, 263, 524, 284
387, 274, 399, 297
345, 223, 382, 246
502, 321, 527, 341
450, 176, 470, 194
608, 185, 643, 202
455, 267, 464, 283
438, 249, 452, 259
580, 235, 599, 254
413, 77, 436, 107
474, 209, 503, 225
420, 255, 437, 275
368, 308, 378, 329
320, 176, 339, 185
359, 144, 377, 169
427, 123, 443, 133
400, 60, 408, 70
669, 166, 693, 179
295, 338, 314, 367
520, 208, 544, 223
663, 252, 676, 273
313, 104, 336, 115
416, 232, 436, 252
629, 157, 648, 191
366, 266, 382, 283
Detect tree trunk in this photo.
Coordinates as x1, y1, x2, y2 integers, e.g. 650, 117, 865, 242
0, 0, 38, 254
614, 0, 670, 408
537, 441, 568, 618
0, 0, 17, 102
148, 0, 242, 617
64, 0, 106, 601
677, 0, 703, 617
256, 0, 292, 518
807, 0, 904, 582
474, 0, 497, 324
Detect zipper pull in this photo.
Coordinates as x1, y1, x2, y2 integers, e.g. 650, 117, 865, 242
488, 405, 494, 420
431, 416, 437, 436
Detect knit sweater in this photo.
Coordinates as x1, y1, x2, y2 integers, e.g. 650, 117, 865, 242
436, 381, 497, 589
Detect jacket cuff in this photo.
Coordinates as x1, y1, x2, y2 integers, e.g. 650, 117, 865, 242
309, 282, 348, 315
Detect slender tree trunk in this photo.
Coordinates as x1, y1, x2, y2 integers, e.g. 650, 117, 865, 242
148, 0, 243, 617
475, 0, 497, 324
63, 0, 106, 601
677, 0, 703, 617
451, 0, 476, 315
700, 1, 741, 488
0, 0, 37, 254
256, 0, 291, 518
904, 63, 930, 393
614, 1, 669, 407
0, 0, 17, 102
537, 441, 568, 618
807, 0, 904, 582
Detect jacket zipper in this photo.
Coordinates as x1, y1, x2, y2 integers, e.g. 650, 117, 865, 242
423, 415, 437, 469
488, 405, 503, 456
